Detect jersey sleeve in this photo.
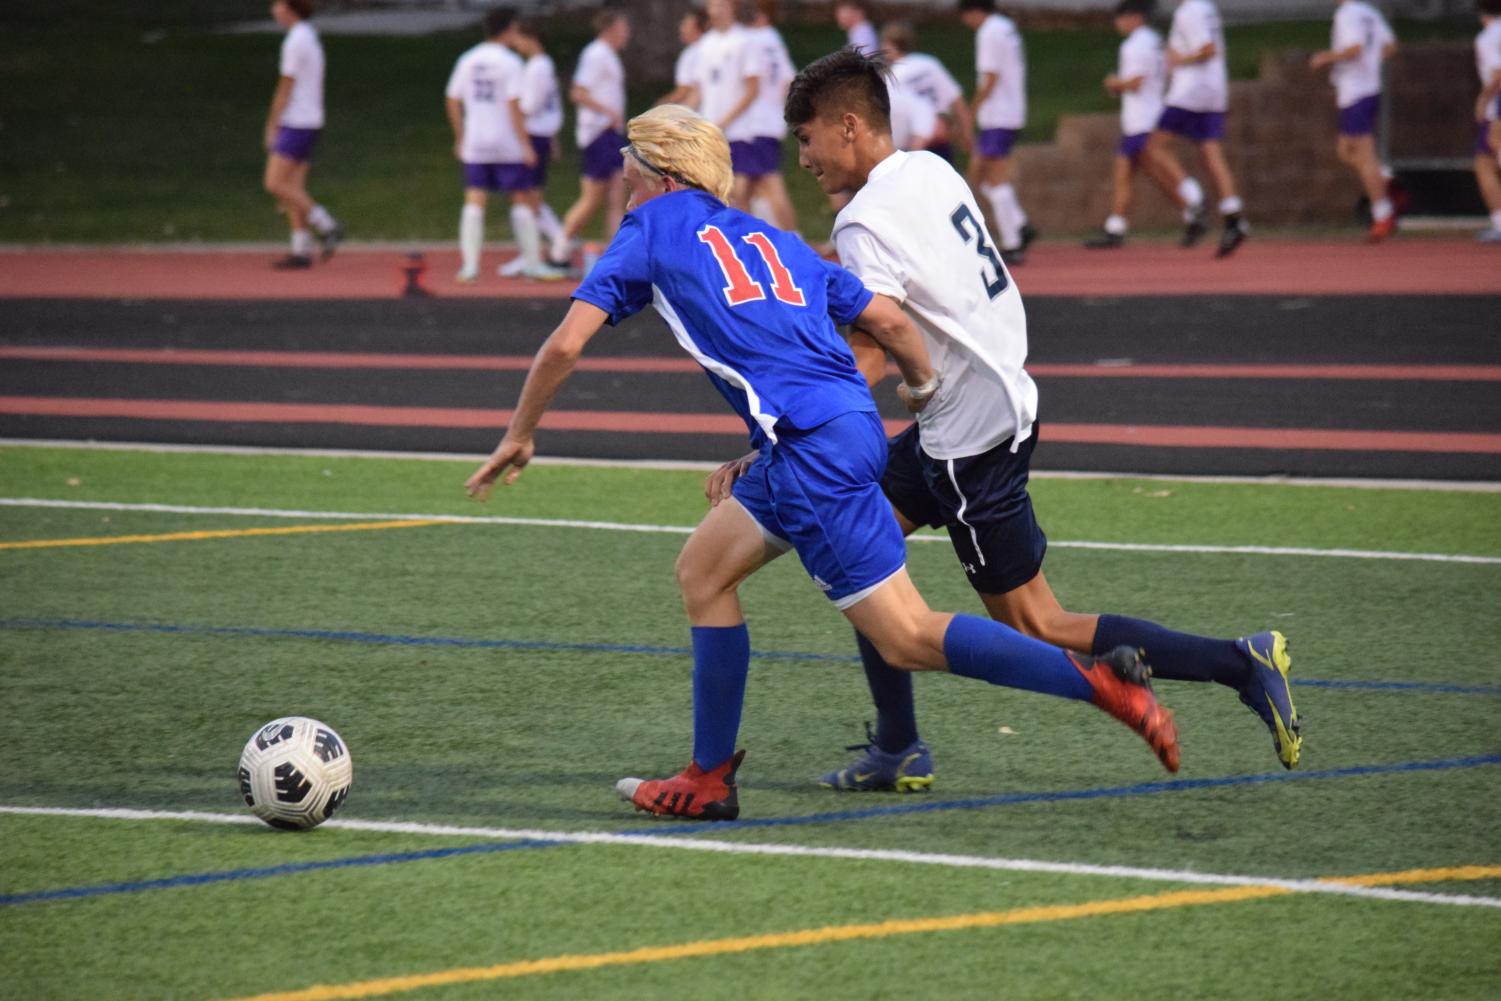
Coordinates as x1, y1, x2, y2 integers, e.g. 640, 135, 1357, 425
444, 56, 467, 100
822, 259, 875, 327
279, 33, 301, 78
1332, 8, 1360, 52
1120, 36, 1151, 81
976, 25, 1003, 75
834, 223, 907, 305
573, 45, 601, 90
741, 37, 768, 82
933, 64, 964, 108
674, 47, 695, 87
519, 60, 545, 113
570, 216, 653, 326
1176, 5, 1213, 52
908, 92, 937, 143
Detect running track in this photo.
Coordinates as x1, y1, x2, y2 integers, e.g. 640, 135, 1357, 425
2, 242, 1498, 479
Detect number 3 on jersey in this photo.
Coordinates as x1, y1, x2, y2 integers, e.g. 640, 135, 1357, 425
698, 225, 807, 308
950, 204, 1009, 299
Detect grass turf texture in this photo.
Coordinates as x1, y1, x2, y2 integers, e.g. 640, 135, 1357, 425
1, 444, 1499, 998
0, 14, 1472, 244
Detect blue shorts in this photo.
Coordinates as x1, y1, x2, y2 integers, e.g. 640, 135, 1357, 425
731, 411, 907, 609
581, 129, 625, 181
880, 422, 1047, 596
1118, 132, 1150, 162
463, 161, 532, 192
977, 127, 1019, 159
730, 136, 782, 178
1338, 94, 1381, 137
1157, 106, 1225, 143
272, 126, 319, 163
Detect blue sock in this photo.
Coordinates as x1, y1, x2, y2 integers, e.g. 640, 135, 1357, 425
691, 624, 750, 770
855, 631, 919, 753
1093, 614, 1249, 688
942, 613, 1092, 701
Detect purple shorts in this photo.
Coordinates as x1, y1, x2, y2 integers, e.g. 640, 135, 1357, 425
730, 136, 782, 178
1157, 106, 1225, 143
1478, 122, 1498, 157
581, 129, 625, 181
1117, 132, 1150, 162
463, 161, 533, 192
272, 126, 319, 163
524, 135, 552, 188
1338, 93, 1381, 137
976, 127, 1019, 159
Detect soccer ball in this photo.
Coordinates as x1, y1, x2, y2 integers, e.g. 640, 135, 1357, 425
237, 716, 353, 831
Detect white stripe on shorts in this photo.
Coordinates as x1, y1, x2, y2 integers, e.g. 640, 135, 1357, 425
946, 458, 986, 567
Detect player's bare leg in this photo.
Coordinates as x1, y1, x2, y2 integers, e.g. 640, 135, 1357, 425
1474, 142, 1501, 242
675, 496, 787, 627
553, 177, 607, 264
1338, 134, 1395, 241
1198, 139, 1247, 257
1144, 131, 1207, 246
973, 155, 1033, 262
603, 173, 626, 242
750, 173, 798, 233
1086, 155, 1135, 249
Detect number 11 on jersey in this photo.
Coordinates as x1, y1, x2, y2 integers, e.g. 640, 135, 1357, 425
698, 225, 807, 308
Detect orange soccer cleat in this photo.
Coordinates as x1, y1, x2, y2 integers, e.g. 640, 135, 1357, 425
1069, 647, 1181, 773
616, 749, 746, 821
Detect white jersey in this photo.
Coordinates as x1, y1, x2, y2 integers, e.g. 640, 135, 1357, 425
891, 52, 964, 115
833, 151, 1036, 459
1119, 25, 1166, 136
695, 25, 753, 138
445, 41, 527, 163
1164, 0, 1228, 113
675, 37, 704, 105
888, 79, 937, 151
573, 38, 625, 147
521, 53, 563, 138
974, 13, 1026, 130
1476, 20, 1501, 121
1331, 1, 1394, 108
741, 25, 796, 140
847, 20, 879, 56
278, 21, 325, 128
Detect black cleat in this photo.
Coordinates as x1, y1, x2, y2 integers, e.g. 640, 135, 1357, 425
318, 222, 345, 262
1216, 216, 1249, 259
1084, 230, 1125, 250
1001, 247, 1026, 267
1019, 222, 1039, 251
271, 254, 313, 270
1181, 206, 1207, 248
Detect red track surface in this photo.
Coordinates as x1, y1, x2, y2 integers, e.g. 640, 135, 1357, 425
2, 239, 1498, 299
6, 396, 1499, 454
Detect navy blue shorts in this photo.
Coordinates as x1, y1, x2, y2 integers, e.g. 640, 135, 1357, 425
524, 135, 552, 188
1338, 94, 1381, 137
731, 411, 907, 609
1157, 106, 1225, 143
730, 136, 782, 178
881, 422, 1047, 596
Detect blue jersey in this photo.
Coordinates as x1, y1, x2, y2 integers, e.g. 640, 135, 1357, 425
571, 190, 876, 448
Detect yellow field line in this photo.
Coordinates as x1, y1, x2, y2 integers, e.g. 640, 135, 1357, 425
222, 865, 1501, 1001
0, 519, 450, 551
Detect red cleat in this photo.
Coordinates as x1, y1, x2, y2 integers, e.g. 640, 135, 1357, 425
1069, 647, 1181, 773
615, 749, 745, 821
1367, 216, 1396, 243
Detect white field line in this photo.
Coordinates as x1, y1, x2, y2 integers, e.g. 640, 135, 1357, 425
3, 497, 1499, 566
6, 438, 1501, 491
2, 804, 1497, 910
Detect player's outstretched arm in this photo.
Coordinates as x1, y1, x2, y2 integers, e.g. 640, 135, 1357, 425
851, 294, 938, 411
466, 301, 609, 499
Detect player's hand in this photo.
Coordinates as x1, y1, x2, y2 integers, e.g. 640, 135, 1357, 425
896, 380, 937, 414
1308, 52, 1330, 71
704, 451, 757, 506
522, 144, 539, 168
263, 125, 277, 153
466, 436, 534, 500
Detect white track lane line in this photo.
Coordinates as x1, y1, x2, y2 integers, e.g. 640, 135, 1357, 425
2, 805, 1497, 909
2, 497, 1498, 565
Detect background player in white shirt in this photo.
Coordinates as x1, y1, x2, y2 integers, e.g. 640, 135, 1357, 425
445, 9, 540, 283
262, 0, 343, 270
740, 1, 799, 231
658, 9, 707, 109
781, 47, 1302, 789
959, 0, 1035, 265
1473, 0, 1501, 242
836, 1, 880, 56
1145, 0, 1247, 256
496, 18, 568, 279
881, 21, 973, 164
550, 11, 630, 266
1086, 0, 1172, 249
1309, 0, 1398, 242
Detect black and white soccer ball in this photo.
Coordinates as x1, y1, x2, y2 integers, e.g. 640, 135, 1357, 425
237, 716, 353, 831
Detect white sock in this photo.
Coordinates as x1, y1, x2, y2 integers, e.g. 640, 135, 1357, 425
290, 229, 314, 257
1380, 163, 1394, 181
1178, 178, 1204, 218
307, 204, 335, 234
537, 204, 564, 245
1491, 209, 1501, 230
1104, 214, 1128, 236
460, 203, 484, 276
983, 184, 1021, 251
510, 203, 542, 271
1219, 195, 1243, 216
1372, 198, 1393, 223
998, 183, 1028, 228
549, 228, 573, 266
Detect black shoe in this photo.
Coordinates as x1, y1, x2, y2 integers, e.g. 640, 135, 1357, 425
1216, 215, 1249, 259
1084, 230, 1124, 249
1019, 222, 1039, 251
318, 223, 345, 262
1001, 247, 1025, 267
271, 254, 313, 270
1181, 206, 1207, 248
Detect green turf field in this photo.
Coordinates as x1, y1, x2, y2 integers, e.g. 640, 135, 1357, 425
0, 9, 1471, 245
1, 442, 1499, 999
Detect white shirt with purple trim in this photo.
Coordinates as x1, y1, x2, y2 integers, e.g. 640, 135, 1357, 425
1476, 20, 1501, 122
674, 37, 704, 106
278, 21, 325, 128
741, 25, 796, 141
446, 41, 527, 163
891, 52, 964, 117
695, 25, 752, 138
573, 38, 624, 147
1164, 0, 1228, 114
1119, 25, 1166, 137
974, 13, 1026, 131
521, 53, 563, 138
1331, 0, 1394, 109
847, 20, 879, 56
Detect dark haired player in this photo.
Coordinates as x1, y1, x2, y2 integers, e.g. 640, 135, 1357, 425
262, 0, 343, 269
775, 48, 1300, 793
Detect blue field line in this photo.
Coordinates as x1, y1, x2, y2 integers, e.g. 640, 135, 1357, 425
644, 753, 1501, 836
4, 616, 1500, 696
0, 837, 564, 907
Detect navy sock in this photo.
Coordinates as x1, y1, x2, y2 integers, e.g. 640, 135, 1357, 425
942, 614, 1092, 701
1093, 614, 1249, 688
691, 624, 750, 770
855, 631, 919, 753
